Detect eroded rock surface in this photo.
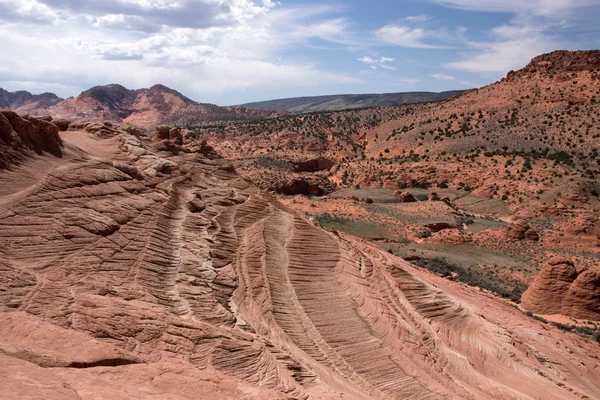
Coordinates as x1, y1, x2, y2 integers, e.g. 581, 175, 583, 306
0, 116, 600, 399
0, 111, 63, 168
523, 257, 600, 320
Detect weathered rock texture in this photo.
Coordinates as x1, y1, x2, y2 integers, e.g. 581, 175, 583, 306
0, 115, 600, 399
0, 110, 62, 168
522, 257, 600, 320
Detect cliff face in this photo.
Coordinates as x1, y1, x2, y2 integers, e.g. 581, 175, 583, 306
0, 113, 600, 399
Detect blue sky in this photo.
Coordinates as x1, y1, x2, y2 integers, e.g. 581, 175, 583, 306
0, 0, 599, 105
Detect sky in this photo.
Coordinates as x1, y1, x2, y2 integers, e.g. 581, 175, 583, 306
0, 0, 599, 105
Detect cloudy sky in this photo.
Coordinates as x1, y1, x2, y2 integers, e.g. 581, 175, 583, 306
1, 0, 599, 105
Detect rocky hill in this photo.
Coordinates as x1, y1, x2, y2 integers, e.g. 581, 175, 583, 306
0, 112, 599, 399
0, 88, 63, 115
1, 84, 282, 130
240, 90, 465, 113
49, 84, 266, 128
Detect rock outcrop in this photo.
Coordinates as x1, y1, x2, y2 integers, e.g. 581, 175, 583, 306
502, 220, 539, 241
394, 190, 417, 203
273, 178, 328, 196
508, 50, 600, 81
0, 110, 63, 167
522, 257, 600, 320
293, 156, 335, 172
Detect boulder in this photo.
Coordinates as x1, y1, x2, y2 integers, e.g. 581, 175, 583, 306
394, 191, 417, 203
521, 257, 578, 315
0, 111, 63, 161
562, 269, 600, 320
503, 220, 539, 241
522, 257, 600, 319
152, 125, 171, 141
51, 118, 71, 131
428, 228, 472, 245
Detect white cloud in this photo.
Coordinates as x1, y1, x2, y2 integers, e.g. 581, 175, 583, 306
444, 18, 561, 74
0, 0, 57, 24
0, 2, 363, 102
432, 73, 456, 80
445, 35, 559, 73
430, 0, 600, 17
358, 55, 396, 70
428, 0, 596, 76
358, 56, 377, 64
403, 14, 432, 22
377, 25, 445, 48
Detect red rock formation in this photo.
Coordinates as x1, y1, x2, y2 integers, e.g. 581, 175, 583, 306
521, 257, 578, 315
508, 50, 600, 81
429, 228, 472, 245
394, 190, 417, 203
272, 177, 329, 196
48, 84, 269, 128
1, 114, 600, 399
293, 156, 335, 172
522, 257, 600, 320
563, 269, 600, 320
502, 220, 539, 241
0, 110, 62, 167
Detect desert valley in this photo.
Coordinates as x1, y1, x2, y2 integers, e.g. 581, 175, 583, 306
1, 49, 600, 400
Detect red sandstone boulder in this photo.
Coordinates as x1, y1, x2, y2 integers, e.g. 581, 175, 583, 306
394, 191, 417, 203
522, 257, 600, 320
521, 257, 578, 315
502, 220, 539, 241
562, 269, 600, 320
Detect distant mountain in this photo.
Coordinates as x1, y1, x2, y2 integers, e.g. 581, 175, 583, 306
239, 91, 465, 113
0, 88, 63, 114
47, 84, 278, 128
1, 85, 465, 128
